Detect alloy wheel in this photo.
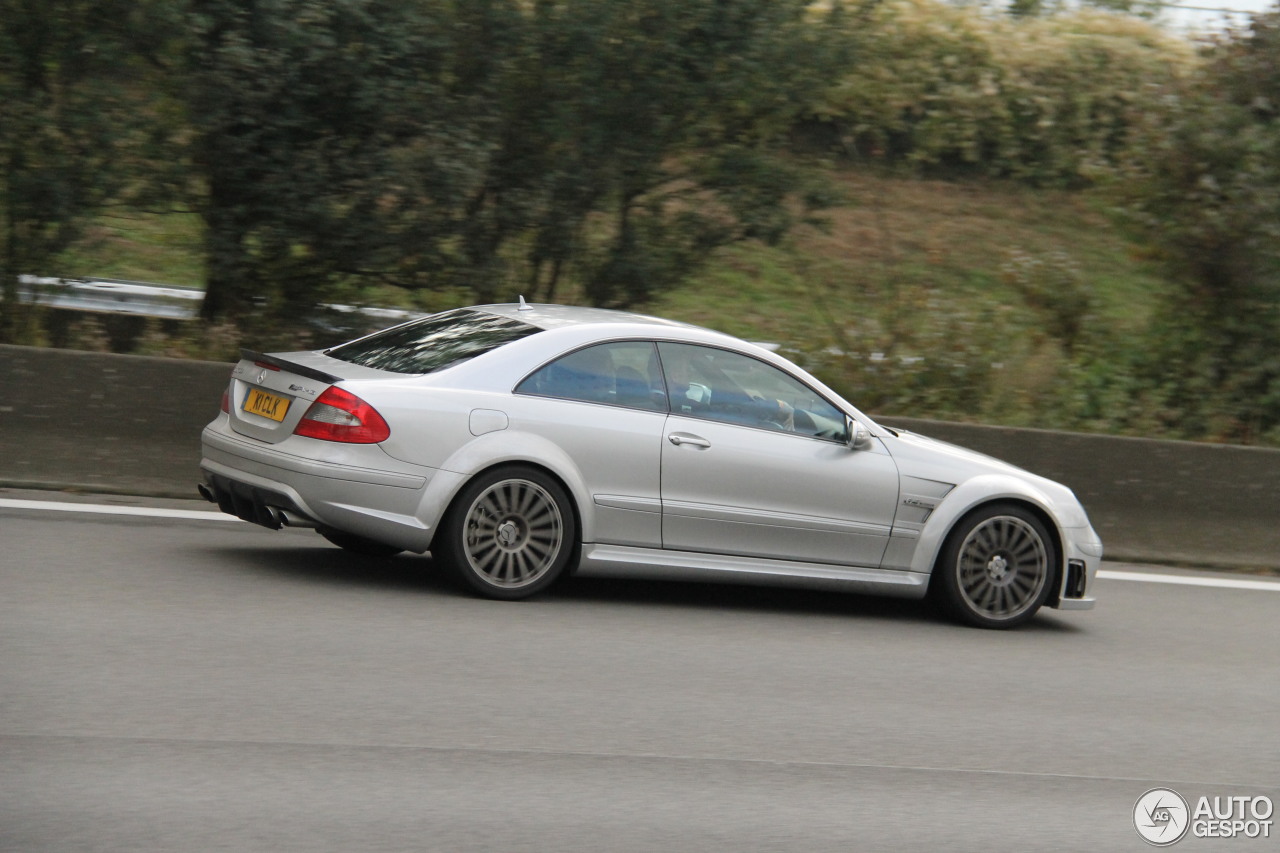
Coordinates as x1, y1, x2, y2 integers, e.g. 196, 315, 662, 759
955, 514, 1049, 622
462, 478, 565, 589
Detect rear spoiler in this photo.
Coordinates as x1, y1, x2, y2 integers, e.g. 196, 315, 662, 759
240, 349, 342, 385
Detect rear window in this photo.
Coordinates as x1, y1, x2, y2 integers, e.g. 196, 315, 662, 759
326, 309, 541, 374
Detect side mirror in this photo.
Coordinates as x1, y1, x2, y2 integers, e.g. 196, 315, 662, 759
845, 417, 873, 451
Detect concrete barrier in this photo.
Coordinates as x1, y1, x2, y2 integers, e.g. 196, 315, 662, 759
0, 345, 230, 497
3, 344, 1277, 569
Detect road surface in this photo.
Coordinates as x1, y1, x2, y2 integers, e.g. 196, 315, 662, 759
2, 492, 1277, 851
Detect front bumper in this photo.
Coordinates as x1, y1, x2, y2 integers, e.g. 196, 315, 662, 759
1050, 525, 1103, 610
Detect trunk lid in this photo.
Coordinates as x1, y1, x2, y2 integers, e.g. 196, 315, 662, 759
225, 349, 404, 444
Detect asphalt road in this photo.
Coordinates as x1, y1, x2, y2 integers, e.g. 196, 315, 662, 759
2, 492, 1277, 852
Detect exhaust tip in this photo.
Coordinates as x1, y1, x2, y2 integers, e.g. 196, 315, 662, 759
274, 509, 317, 529
197, 483, 215, 503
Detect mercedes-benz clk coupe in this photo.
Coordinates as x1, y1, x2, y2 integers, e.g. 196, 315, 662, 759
200, 302, 1101, 628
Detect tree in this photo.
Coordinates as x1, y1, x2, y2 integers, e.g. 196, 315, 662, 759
1122, 8, 1280, 441
812, 0, 1192, 186
181, 0, 523, 326
467, 0, 848, 308
0, 0, 172, 342
1008, 0, 1162, 18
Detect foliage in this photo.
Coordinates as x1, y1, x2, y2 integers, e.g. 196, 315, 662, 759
132, 317, 245, 362
999, 249, 1093, 354
173, 0, 847, 324
1118, 8, 1280, 443
179, 0, 518, 325
813, 0, 1193, 185
1008, 0, 1164, 20
794, 285, 1016, 419
0, 0, 174, 342
63, 314, 113, 352
469, 0, 846, 309
11, 0, 1280, 449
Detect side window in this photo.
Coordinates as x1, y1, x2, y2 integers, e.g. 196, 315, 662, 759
657, 342, 847, 439
516, 341, 666, 411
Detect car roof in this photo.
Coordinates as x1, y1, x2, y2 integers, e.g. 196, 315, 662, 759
473, 302, 701, 332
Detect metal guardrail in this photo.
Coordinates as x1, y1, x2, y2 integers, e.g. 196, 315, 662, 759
17, 276, 786, 353
16, 275, 426, 325
18, 275, 204, 319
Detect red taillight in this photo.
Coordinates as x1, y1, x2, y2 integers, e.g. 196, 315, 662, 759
293, 387, 390, 444
220, 387, 231, 413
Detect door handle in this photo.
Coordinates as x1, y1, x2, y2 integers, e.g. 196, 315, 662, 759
668, 432, 711, 448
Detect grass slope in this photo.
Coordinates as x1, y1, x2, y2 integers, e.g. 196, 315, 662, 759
656, 171, 1165, 341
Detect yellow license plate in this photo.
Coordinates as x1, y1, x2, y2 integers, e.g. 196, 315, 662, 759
243, 387, 290, 422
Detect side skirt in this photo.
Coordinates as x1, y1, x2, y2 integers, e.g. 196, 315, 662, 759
577, 544, 930, 599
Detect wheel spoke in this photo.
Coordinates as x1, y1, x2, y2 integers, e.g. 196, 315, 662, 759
523, 536, 552, 558
1011, 538, 1038, 562
473, 547, 498, 575
470, 539, 498, 559
514, 550, 534, 581
975, 525, 997, 555
477, 495, 502, 526
517, 484, 539, 517
525, 507, 556, 529
981, 582, 1001, 611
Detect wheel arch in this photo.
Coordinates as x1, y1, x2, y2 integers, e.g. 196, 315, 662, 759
427, 435, 591, 555
928, 498, 1064, 596
911, 477, 1066, 592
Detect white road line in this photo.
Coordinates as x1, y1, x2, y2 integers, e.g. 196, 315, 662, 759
1097, 569, 1280, 592
0, 498, 239, 522
4, 498, 1279, 591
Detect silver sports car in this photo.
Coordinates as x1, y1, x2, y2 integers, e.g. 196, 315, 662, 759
200, 302, 1101, 628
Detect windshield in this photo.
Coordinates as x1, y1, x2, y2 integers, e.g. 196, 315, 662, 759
326, 309, 541, 374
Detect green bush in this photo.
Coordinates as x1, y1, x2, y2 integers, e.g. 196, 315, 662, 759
1117, 10, 1280, 443
814, 0, 1194, 185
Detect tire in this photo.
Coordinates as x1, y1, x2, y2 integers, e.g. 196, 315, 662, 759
437, 466, 577, 600
930, 503, 1056, 629
318, 527, 405, 558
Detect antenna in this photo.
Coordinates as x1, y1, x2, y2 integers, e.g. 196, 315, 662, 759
518, 295, 532, 311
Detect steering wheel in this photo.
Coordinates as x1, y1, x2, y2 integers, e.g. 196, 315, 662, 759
750, 393, 795, 432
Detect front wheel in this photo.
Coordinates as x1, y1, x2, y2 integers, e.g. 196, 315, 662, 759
930, 503, 1056, 629
437, 466, 577, 600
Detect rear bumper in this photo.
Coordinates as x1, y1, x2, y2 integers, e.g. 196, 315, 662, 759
199, 419, 451, 552
199, 471, 308, 530
203, 421, 428, 489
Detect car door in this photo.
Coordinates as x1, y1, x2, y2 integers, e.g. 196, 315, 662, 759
657, 342, 899, 568
514, 340, 668, 549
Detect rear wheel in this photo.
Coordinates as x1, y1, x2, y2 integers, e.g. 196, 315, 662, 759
931, 503, 1055, 629
438, 466, 576, 600
318, 527, 404, 558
